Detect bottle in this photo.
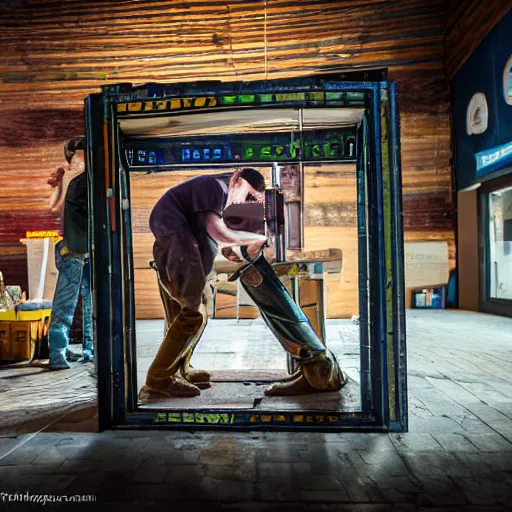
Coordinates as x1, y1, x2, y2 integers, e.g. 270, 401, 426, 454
0, 272, 14, 312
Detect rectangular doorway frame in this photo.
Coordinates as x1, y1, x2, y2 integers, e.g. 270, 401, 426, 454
85, 75, 407, 432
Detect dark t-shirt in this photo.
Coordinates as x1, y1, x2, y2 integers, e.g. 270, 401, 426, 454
149, 173, 232, 274
64, 172, 88, 254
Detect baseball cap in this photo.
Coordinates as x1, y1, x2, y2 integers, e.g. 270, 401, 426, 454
239, 167, 265, 192
64, 137, 85, 164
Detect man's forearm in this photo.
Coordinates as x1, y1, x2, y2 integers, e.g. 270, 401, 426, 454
49, 183, 64, 212
206, 213, 266, 246
49, 170, 82, 212
214, 227, 265, 245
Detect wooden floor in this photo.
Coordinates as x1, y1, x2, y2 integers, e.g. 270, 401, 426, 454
139, 380, 360, 412
1, 309, 512, 435
0, 361, 95, 433
136, 318, 361, 412
1, 310, 512, 509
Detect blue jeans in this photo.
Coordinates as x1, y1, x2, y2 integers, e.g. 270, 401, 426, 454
49, 240, 93, 367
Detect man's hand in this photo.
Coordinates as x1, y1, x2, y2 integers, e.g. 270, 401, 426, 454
246, 238, 267, 261
47, 166, 66, 188
221, 247, 243, 262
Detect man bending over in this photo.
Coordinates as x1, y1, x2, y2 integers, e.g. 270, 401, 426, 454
139, 168, 267, 399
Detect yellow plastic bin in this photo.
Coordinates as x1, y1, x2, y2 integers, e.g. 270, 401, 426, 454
0, 310, 16, 321
0, 306, 52, 361
16, 308, 52, 322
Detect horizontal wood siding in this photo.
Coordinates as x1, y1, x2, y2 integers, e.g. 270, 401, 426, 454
444, 0, 511, 78
0, 0, 454, 314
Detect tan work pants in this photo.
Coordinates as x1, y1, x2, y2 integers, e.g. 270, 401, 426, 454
145, 232, 207, 392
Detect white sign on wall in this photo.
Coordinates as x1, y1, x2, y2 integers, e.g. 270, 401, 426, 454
466, 92, 489, 135
21, 238, 58, 301
404, 241, 449, 289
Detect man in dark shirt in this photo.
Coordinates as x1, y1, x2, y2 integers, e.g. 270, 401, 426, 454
140, 168, 267, 399
47, 137, 93, 370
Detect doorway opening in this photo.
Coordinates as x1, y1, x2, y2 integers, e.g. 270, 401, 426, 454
123, 108, 363, 413
86, 76, 406, 430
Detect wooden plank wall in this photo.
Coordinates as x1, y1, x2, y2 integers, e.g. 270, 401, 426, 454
444, 0, 512, 79
0, 0, 456, 315
130, 165, 361, 319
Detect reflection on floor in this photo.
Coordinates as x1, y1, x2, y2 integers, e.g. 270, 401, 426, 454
136, 318, 361, 412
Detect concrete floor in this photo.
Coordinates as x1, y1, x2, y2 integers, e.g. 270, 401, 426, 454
136, 318, 361, 411
0, 310, 512, 511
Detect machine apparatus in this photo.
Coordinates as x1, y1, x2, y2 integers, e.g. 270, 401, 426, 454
222, 163, 345, 395
85, 72, 407, 431
266, 163, 286, 262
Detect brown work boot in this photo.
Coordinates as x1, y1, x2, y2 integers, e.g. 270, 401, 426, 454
168, 374, 201, 396
265, 352, 347, 396
145, 307, 204, 391
138, 375, 201, 401
264, 372, 316, 396
183, 366, 211, 389
264, 370, 346, 396
138, 385, 171, 401
302, 351, 346, 391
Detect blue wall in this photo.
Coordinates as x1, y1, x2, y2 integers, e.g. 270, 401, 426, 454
453, 9, 512, 191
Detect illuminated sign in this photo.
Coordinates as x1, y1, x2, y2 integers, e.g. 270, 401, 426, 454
125, 129, 356, 168
116, 91, 366, 115
25, 230, 61, 240
475, 140, 512, 175
182, 147, 223, 161
150, 411, 369, 425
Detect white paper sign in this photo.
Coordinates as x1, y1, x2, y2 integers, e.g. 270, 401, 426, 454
404, 242, 449, 289
22, 239, 58, 301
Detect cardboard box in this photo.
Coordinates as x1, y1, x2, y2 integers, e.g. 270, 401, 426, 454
301, 304, 324, 343
0, 322, 12, 360
0, 321, 38, 361
298, 278, 323, 307
10, 321, 37, 361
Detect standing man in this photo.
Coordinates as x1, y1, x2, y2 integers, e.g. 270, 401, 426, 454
140, 168, 267, 399
47, 137, 93, 370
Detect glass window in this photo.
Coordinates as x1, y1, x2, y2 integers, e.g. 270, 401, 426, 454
489, 185, 512, 300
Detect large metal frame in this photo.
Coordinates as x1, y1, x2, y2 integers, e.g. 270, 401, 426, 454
85, 74, 407, 431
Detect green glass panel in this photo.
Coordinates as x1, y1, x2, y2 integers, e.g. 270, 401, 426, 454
220, 95, 237, 105
259, 94, 274, 102
182, 413, 195, 423
326, 92, 344, 101
346, 92, 365, 100
308, 91, 325, 101
239, 95, 256, 103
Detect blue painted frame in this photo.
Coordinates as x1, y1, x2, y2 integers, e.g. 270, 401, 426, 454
85, 74, 407, 432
